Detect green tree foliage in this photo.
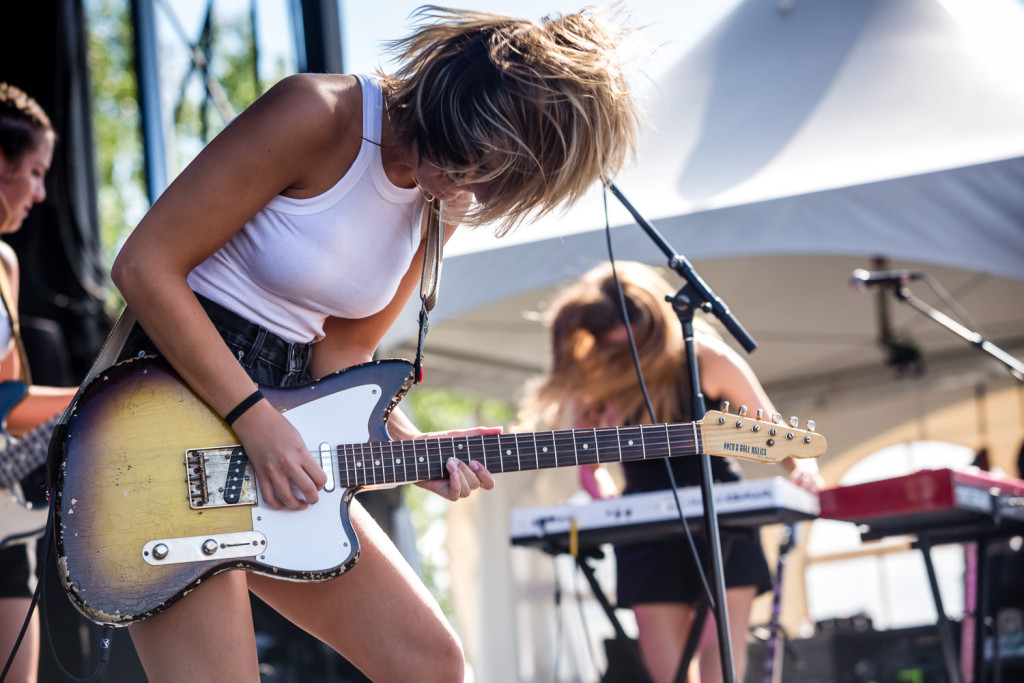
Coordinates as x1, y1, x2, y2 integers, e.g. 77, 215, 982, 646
86, 0, 146, 277
402, 389, 513, 619
85, 0, 289, 274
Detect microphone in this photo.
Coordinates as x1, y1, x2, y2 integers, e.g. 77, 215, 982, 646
850, 268, 923, 290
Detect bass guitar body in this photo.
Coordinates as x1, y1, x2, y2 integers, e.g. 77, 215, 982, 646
0, 379, 48, 549
56, 356, 413, 625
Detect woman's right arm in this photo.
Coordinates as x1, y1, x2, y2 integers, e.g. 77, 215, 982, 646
580, 464, 620, 499
575, 400, 624, 499
111, 75, 357, 509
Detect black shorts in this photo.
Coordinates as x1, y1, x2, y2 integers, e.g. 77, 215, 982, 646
0, 543, 35, 599
615, 527, 772, 607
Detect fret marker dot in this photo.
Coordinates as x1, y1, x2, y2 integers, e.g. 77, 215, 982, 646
627, 440, 634, 446
396, 458, 402, 464
583, 444, 589, 449
458, 444, 464, 449
542, 447, 548, 453
374, 460, 381, 466
505, 449, 512, 456
355, 462, 361, 468
418, 456, 425, 462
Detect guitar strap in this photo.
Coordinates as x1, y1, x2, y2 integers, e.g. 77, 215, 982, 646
46, 307, 136, 487
0, 261, 33, 386
413, 200, 446, 384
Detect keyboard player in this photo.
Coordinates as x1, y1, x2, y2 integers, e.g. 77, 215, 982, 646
518, 262, 823, 683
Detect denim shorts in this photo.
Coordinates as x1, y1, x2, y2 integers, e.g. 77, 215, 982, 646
117, 293, 313, 389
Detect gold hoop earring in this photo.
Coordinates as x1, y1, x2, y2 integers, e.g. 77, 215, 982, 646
411, 174, 435, 203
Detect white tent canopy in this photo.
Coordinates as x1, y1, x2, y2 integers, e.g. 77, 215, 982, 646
381, 0, 1024, 402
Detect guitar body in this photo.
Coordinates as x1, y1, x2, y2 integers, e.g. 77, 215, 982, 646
0, 379, 48, 549
56, 355, 414, 625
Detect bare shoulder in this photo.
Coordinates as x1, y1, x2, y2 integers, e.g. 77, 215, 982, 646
251, 73, 361, 144
696, 333, 756, 395
696, 333, 739, 366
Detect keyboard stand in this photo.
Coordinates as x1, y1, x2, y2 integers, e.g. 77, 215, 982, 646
575, 552, 651, 681
570, 536, 736, 683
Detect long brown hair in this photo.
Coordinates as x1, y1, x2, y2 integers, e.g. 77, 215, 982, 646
520, 262, 717, 430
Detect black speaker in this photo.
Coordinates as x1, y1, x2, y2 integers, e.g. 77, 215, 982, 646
831, 625, 951, 683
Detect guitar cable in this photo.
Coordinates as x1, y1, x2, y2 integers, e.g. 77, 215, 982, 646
598, 183, 717, 614
0, 494, 113, 683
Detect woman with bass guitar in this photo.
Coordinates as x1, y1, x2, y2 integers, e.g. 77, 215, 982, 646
0, 81, 78, 683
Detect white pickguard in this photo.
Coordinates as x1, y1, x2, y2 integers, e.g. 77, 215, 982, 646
251, 381, 383, 572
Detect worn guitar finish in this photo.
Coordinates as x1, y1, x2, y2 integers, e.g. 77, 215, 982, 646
55, 355, 826, 626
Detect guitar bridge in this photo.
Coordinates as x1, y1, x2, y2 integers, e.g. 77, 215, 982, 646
186, 446, 258, 509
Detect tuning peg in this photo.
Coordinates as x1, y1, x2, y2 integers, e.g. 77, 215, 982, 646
738, 405, 748, 416
789, 416, 799, 428
720, 401, 730, 413
756, 409, 764, 421
806, 420, 816, 432
771, 413, 781, 424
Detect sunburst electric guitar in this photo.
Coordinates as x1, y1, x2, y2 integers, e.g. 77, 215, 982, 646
55, 355, 826, 625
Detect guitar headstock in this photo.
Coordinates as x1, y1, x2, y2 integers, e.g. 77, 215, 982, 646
698, 408, 827, 463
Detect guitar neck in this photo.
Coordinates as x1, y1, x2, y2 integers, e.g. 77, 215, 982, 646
0, 414, 61, 488
335, 422, 701, 488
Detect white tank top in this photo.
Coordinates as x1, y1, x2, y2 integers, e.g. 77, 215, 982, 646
188, 74, 424, 343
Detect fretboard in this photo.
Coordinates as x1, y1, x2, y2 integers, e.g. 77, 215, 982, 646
0, 414, 61, 489
335, 422, 702, 488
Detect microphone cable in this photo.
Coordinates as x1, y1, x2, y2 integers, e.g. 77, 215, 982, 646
598, 183, 718, 615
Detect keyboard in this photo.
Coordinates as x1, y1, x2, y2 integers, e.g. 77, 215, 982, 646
509, 476, 819, 554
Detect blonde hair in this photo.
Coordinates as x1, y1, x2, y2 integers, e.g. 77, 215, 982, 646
520, 262, 718, 430
381, 5, 640, 234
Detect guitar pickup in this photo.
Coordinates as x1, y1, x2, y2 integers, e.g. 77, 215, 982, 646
185, 447, 258, 509
142, 531, 266, 566
319, 442, 335, 492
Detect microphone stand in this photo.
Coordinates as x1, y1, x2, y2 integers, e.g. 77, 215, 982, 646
606, 182, 758, 683
887, 282, 1024, 383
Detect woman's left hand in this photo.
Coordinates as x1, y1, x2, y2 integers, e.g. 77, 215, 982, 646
412, 426, 500, 501
788, 465, 824, 494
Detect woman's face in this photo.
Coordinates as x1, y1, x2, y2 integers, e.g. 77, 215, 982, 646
411, 149, 496, 204
0, 136, 52, 234
597, 323, 632, 345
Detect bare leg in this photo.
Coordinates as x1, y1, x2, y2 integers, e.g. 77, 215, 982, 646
128, 570, 261, 683
697, 586, 757, 683
0, 598, 39, 683
248, 500, 464, 683
632, 602, 700, 683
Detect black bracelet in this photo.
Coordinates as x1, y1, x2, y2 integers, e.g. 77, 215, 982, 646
225, 389, 265, 425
